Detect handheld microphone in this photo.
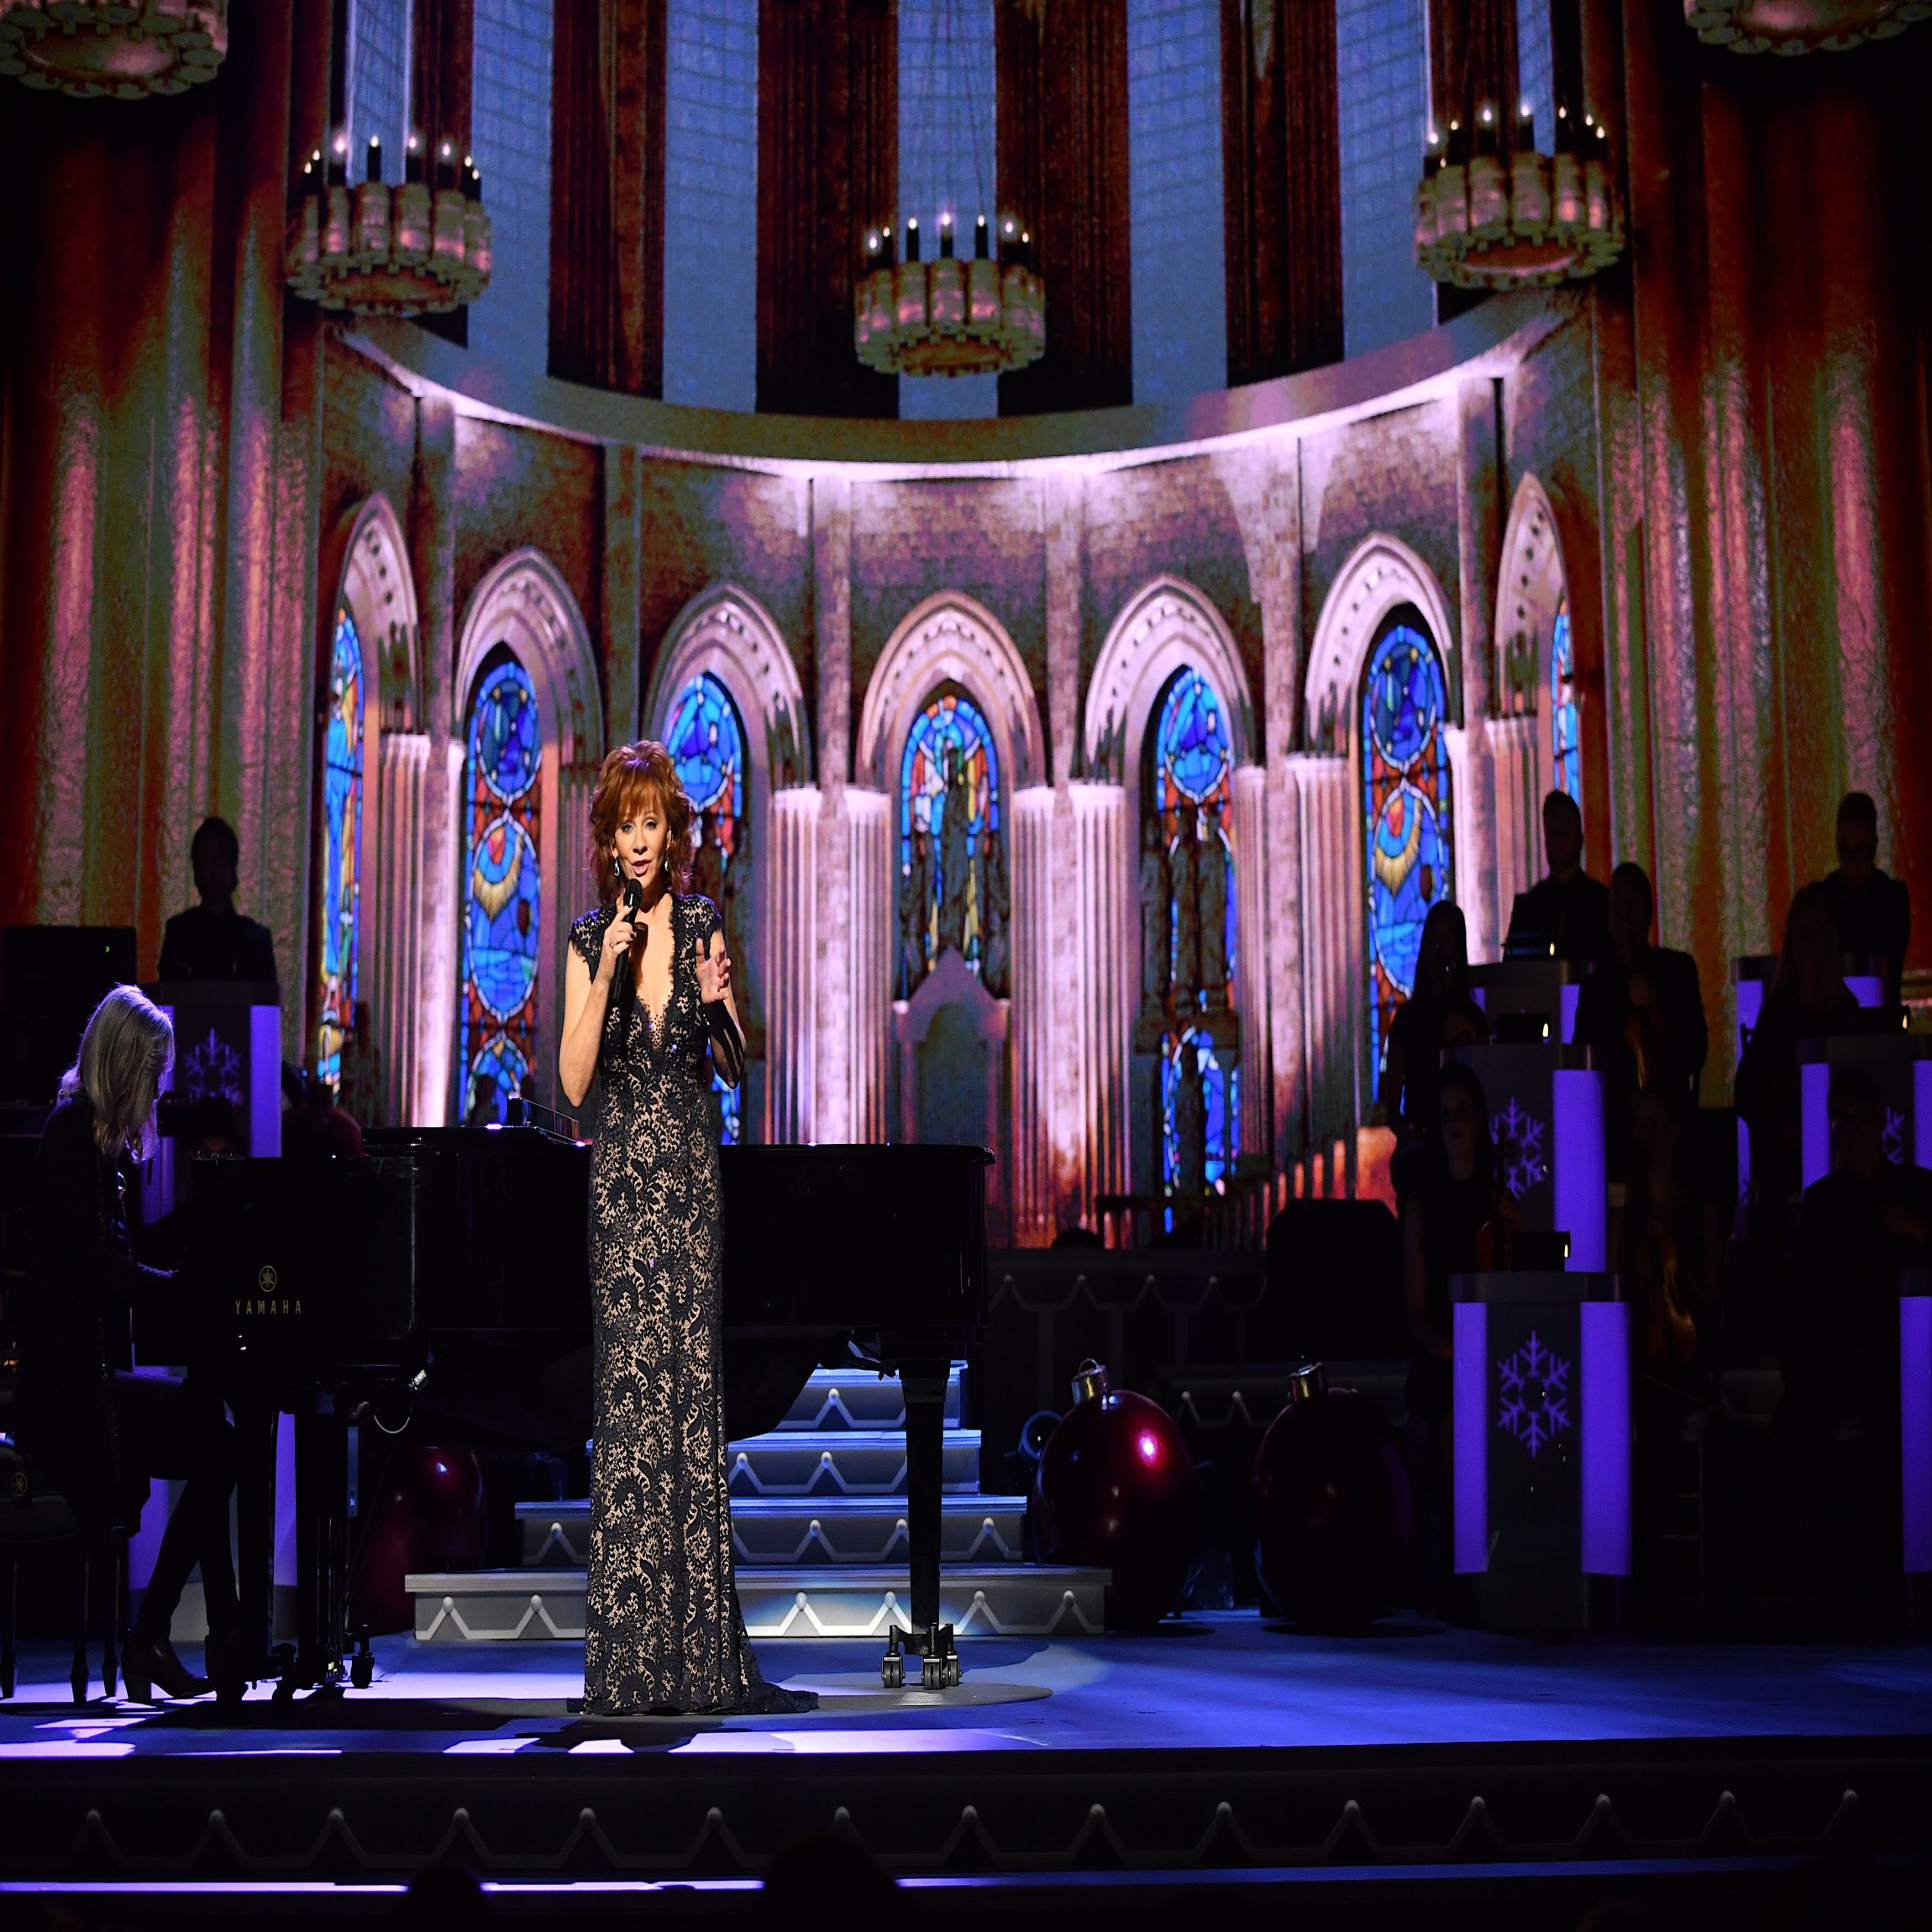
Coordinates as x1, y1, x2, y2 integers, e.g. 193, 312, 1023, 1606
621, 876, 643, 917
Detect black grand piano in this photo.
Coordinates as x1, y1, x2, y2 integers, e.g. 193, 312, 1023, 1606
159, 1130, 992, 1695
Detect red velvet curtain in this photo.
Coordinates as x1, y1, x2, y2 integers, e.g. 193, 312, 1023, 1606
996, 0, 1133, 416
1221, 0, 1343, 386
548, 0, 669, 396
755, 0, 898, 417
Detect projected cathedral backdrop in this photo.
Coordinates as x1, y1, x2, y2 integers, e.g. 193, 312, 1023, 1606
1362, 616, 1454, 1077
1551, 596, 1579, 801
459, 654, 543, 1124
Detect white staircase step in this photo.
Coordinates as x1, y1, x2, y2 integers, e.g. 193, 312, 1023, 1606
774, 1363, 964, 1431
407, 1562, 1108, 1643
516, 1494, 1029, 1567
727, 1427, 980, 1497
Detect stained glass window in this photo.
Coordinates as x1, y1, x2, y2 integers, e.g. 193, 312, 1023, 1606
313, 607, 365, 1089
1159, 1027, 1239, 1227
1551, 596, 1580, 801
459, 654, 543, 1125
1152, 666, 1236, 1006
668, 670, 747, 1146
1362, 615, 1455, 1078
898, 690, 1002, 995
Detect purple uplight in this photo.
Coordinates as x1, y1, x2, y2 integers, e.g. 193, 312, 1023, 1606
1903, 1296, 1932, 1575
1580, 1300, 1631, 1576
1453, 1299, 1488, 1573
1552, 1068, 1605, 1270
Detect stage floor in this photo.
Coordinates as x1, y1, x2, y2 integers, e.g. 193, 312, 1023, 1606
3, 1616, 1929, 1923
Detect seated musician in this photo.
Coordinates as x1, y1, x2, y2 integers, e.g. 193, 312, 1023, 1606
1378, 901, 1487, 1199
13, 987, 239, 1701
1575, 863, 1708, 1176
1775, 1065, 1932, 1610
157, 816, 277, 984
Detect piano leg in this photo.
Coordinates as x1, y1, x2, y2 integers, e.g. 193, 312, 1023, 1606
898, 1357, 959, 1689
233, 1396, 278, 1672
291, 1405, 351, 1694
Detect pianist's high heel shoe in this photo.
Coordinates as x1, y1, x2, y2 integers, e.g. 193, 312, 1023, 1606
122, 1626, 212, 1703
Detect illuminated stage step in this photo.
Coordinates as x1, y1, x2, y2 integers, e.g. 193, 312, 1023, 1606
774, 1362, 964, 1431
726, 1427, 981, 1497
407, 1562, 1107, 1643
516, 1494, 1029, 1567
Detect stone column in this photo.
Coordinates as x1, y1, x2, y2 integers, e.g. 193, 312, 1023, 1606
1073, 781, 1131, 1210
1487, 712, 1541, 923
1231, 763, 1270, 1167
765, 786, 822, 1143
216, 1, 300, 1054
1009, 785, 1057, 1243
375, 733, 431, 1126
551, 764, 600, 1110
846, 787, 892, 1143
601, 444, 642, 750
411, 396, 461, 1126
1289, 753, 1360, 1153
811, 475, 854, 1142
1454, 377, 1502, 964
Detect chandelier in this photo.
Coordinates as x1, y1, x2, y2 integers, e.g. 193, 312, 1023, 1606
1414, 106, 1622, 292
854, 212, 1045, 379
0, 0, 227, 97
1684, 0, 1929, 52
286, 129, 491, 318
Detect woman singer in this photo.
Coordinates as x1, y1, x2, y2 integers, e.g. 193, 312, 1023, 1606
559, 741, 815, 1716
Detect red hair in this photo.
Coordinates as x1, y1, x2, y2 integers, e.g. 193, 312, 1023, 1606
587, 741, 694, 905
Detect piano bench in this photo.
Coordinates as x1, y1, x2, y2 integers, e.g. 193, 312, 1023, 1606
0, 1451, 125, 1704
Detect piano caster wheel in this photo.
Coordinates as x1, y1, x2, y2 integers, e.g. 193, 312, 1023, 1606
349, 1649, 374, 1691
880, 1627, 906, 1690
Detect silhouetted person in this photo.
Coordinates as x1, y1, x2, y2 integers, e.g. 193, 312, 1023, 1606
1504, 790, 1610, 965
1575, 862, 1708, 1170
1378, 900, 1488, 1191
1776, 1065, 1931, 1610
157, 816, 277, 984
1821, 790, 1909, 1004
283, 1070, 365, 1159
338, 998, 384, 1129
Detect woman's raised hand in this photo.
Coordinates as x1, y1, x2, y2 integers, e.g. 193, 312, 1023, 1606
696, 937, 732, 1005
598, 907, 638, 983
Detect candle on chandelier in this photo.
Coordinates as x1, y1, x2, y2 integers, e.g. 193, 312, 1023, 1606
367, 134, 382, 185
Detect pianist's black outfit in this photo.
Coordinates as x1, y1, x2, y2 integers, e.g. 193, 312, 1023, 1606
568, 897, 812, 1716
15, 1096, 238, 1694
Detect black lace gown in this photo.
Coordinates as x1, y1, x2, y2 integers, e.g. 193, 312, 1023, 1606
568, 894, 813, 1716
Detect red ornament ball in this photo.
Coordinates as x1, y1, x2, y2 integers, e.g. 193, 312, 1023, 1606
350, 1443, 487, 1635
1032, 1360, 1201, 1629
1251, 1365, 1413, 1629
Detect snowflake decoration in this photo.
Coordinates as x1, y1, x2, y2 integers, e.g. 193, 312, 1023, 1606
1497, 1329, 1571, 1459
1492, 1096, 1548, 1199
181, 1026, 244, 1105
1883, 1105, 1906, 1167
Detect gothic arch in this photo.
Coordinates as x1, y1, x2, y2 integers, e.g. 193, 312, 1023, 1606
1304, 535, 1458, 756
1086, 576, 1256, 806
455, 549, 601, 772
1494, 473, 1568, 730
333, 494, 423, 732
643, 582, 809, 789
453, 549, 605, 1116
858, 591, 1044, 797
